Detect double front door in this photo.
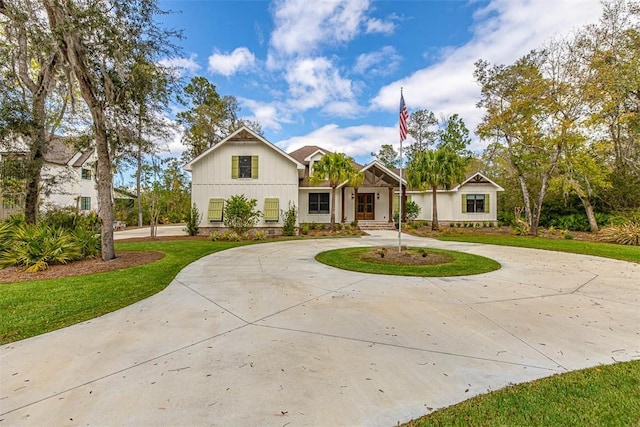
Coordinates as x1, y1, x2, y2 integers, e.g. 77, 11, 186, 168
356, 193, 375, 221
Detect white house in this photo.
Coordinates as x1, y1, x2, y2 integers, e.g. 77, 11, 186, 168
185, 126, 504, 232
0, 137, 99, 219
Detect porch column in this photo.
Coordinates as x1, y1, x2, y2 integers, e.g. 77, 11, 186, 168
388, 186, 393, 222
341, 186, 345, 223
353, 187, 359, 222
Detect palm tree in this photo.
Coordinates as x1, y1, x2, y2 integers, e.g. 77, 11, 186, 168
407, 148, 466, 230
310, 152, 358, 230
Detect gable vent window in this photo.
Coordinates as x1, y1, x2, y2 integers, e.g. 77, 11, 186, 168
232, 155, 258, 179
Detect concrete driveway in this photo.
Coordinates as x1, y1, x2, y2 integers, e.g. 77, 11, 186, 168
1, 232, 639, 426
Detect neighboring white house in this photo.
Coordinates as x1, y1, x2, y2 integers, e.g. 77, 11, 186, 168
0, 137, 99, 219
186, 126, 504, 232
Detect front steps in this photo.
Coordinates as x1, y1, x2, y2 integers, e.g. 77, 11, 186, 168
357, 221, 396, 231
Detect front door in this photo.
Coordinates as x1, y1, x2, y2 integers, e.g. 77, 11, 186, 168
356, 193, 375, 221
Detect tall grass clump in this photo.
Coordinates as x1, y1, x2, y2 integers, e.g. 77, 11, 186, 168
0, 209, 101, 272
599, 222, 640, 246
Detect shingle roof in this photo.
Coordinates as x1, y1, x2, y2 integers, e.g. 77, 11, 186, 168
41, 136, 93, 167
43, 137, 78, 165
287, 145, 328, 165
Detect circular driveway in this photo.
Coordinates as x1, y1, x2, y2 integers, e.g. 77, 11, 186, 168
1, 232, 639, 426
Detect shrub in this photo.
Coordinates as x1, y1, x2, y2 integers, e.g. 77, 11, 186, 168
0, 222, 83, 272
334, 223, 343, 231
223, 195, 262, 234
184, 203, 202, 236
72, 227, 101, 258
406, 200, 421, 221
281, 202, 298, 236
40, 207, 100, 232
511, 219, 530, 236
252, 230, 267, 240
564, 232, 575, 240
300, 223, 310, 235
599, 222, 640, 246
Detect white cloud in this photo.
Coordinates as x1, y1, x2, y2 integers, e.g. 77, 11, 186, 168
158, 54, 201, 77
371, 0, 603, 151
277, 124, 397, 161
269, 0, 370, 57
365, 17, 396, 35
239, 98, 289, 132
354, 46, 401, 75
208, 47, 256, 76
285, 57, 354, 110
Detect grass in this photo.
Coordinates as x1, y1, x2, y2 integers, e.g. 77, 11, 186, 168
404, 360, 640, 427
437, 234, 640, 263
315, 246, 500, 277
0, 239, 250, 344
399, 231, 640, 426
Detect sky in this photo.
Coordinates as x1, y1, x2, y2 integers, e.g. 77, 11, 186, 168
156, 0, 605, 166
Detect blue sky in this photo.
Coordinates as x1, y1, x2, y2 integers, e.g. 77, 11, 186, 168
156, 0, 604, 165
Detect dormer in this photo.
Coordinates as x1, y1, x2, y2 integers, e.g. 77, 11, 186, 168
304, 149, 327, 177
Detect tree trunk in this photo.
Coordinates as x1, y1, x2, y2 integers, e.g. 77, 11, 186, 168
42, 0, 115, 261
517, 174, 533, 231
136, 139, 143, 228
95, 118, 116, 260
581, 196, 599, 232
431, 184, 439, 230
24, 98, 47, 224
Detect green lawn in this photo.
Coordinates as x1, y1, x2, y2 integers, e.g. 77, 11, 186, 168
437, 234, 640, 263
0, 239, 250, 344
404, 360, 640, 427
315, 246, 500, 277
400, 232, 640, 426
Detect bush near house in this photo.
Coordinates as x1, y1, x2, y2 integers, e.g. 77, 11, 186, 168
281, 202, 298, 236
223, 194, 262, 235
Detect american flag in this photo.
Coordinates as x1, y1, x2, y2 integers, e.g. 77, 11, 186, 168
399, 92, 408, 141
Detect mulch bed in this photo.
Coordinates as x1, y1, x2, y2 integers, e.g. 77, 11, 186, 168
358, 247, 453, 266
0, 251, 165, 284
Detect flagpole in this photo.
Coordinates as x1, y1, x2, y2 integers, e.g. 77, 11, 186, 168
398, 136, 402, 253
398, 88, 404, 253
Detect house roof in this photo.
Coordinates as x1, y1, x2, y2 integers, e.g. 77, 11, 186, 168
183, 126, 305, 172
43, 137, 81, 166
452, 172, 505, 192
336, 159, 406, 189
288, 145, 327, 165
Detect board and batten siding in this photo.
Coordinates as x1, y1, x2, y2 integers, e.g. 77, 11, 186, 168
191, 139, 299, 228
405, 182, 499, 223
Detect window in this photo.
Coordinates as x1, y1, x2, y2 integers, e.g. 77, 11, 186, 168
463, 194, 489, 213
232, 155, 258, 179
308, 193, 329, 214
264, 198, 279, 221
208, 198, 224, 222
80, 197, 91, 211
81, 168, 92, 180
